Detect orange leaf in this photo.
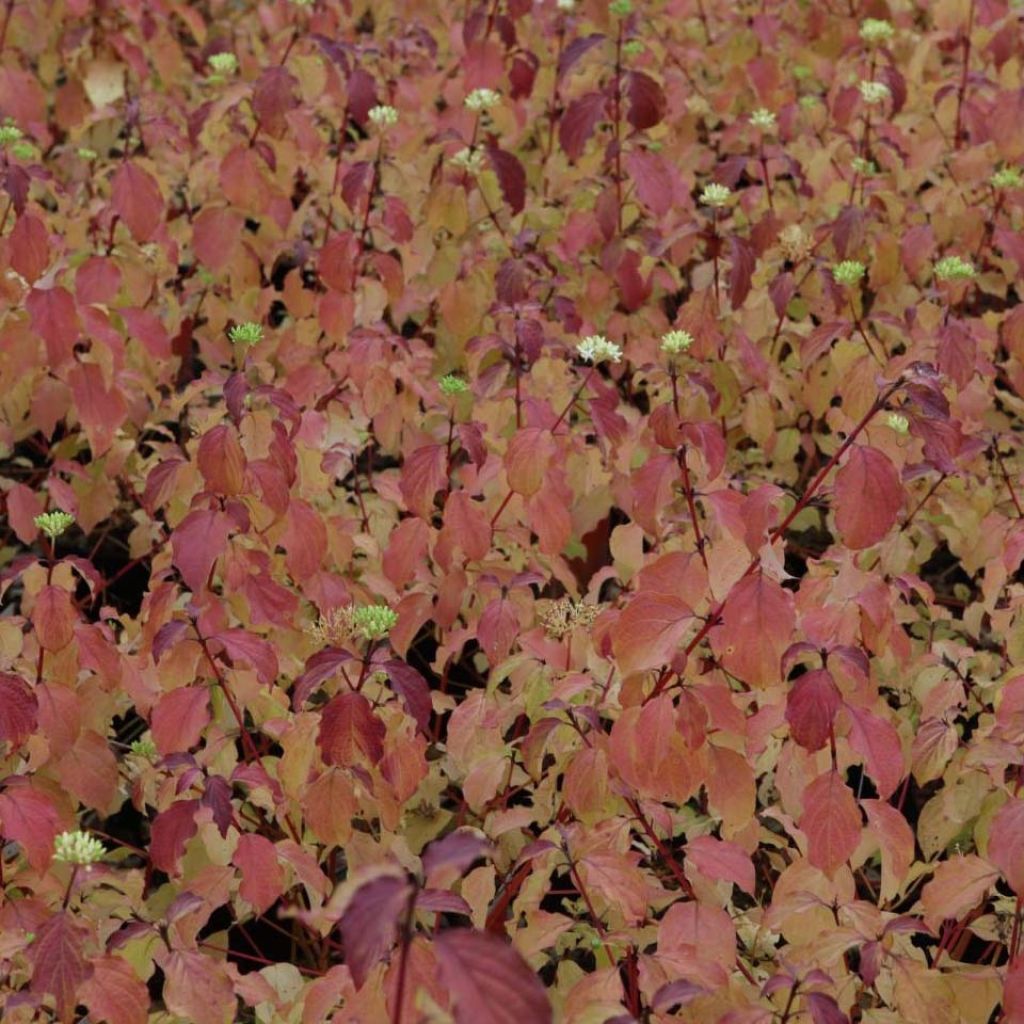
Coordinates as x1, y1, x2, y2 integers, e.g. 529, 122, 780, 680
112, 162, 164, 242
800, 771, 861, 877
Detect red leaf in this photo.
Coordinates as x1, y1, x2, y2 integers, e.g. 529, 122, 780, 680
10, 212, 49, 282
625, 70, 666, 130
400, 444, 448, 518
685, 835, 756, 894
845, 704, 904, 800
171, 509, 231, 593
160, 951, 236, 1024
800, 771, 861, 877
319, 231, 356, 292
786, 670, 841, 752
0, 781, 62, 871
233, 834, 284, 914
559, 92, 606, 161
713, 574, 795, 687
505, 428, 555, 497
0, 672, 38, 747
192, 206, 243, 270
30, 912, 93, 1023
251, 66, 298, 136
478, 597, 519, 665
68, 361, 127, 457
383, 660, 433, 734
80, 956, 149, 1024
211, 628, 279, 685
834, 445, 903, 549
149, 799, 200, 875
441, 492, 492, 562
436, 928, 552, 1024
728, 235, 756, 308
197, 424, 247, 495
558, 33, 605, 78
151, 687, 210, 755
806, 992, 850, 1024
920, 855, 998, 930
422, 829, 492, 882
625, 149, 674, 216
112, 162, 164, 242
27, 285, 80, 365
486, 146, 526, 215
33, 585, 76, 652
318, 692, 386, 767
611, 592, 692, 676
339, 872, 413, 987
989, 798, 1024, 894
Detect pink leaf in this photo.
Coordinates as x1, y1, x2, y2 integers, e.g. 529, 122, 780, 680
318, 692, 386, 767
834, 446, 903, 550
786, 670, 841, 752
559, 92, 606, 161
989, 798, 1024, 894
800, 771, 861, 877
211, 628, 279, 685
845, 704, 904, 799
400, 445, 448, 518
713, 574, 795, 687
0, 673, 38, 747
685, 835, 756, 894
80, 956, 149, 1024
435, 928, 552, 1024
151, 687, 210, 756
612, 593, 692, 676
233, 834, 284, 914
30, 912, 92, 1024
339, 872, 413, 987
171, 509, 231, 593
149, 799, 200, 875
0, 781, 62, 871
112, 162, 164, 242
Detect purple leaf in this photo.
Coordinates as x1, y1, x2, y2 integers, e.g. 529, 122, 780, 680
422, 829, 492, 881
486, 146, 526, 215
559, 92, 606, 162
338, 873, 413, 987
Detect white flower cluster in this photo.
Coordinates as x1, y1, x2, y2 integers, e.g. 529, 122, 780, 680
661, 329, 694, 355
750, 108, 776, 131
451, 146, 486, 174
700, 182, 732, 207
465, 88, 501, 112
858, 80, 891, 106
576, 335, 623, 364
368, 105, 399, 129
54, 830, 106, 866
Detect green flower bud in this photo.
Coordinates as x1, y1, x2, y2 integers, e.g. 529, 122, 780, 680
439, 373, 470, 396
54, 830, 106, 866
229, 321, 263, 346
661, 329, 694, 355
933, 255, 975, 281
886, 412, 909, 434
351, 604, 398, 641
991, 167, 1022, 190
34, 510, 75, 540
833, 260, 866, 286
0, 123, 23, 147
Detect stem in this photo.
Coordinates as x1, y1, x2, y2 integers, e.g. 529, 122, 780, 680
953, 0, 975, 151
758, 138, 774, 212
778, 982, 799, 1024
848, 298, 885, 366
196, 626, 262, 765
611, 20, 624, 236
390, 883, 419, 1024
900, 474, 947, 532
0, 0, 15, 58
351, 137, 384, 290
551, 367, 594, 433
710, 209, 720, 311
678, 445, 709, 575
62, 865, 79, 909
994, 444, 1023, 518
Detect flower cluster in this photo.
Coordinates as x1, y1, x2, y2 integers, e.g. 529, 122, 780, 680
886, 412, 910, 434
750, 108, 776, 131
991, 167, 1022, 190
852, 157, 877, 176
576, 335, 623, 364
557, 0, 575, 9
609, 0, 633, 16
229, 321, 263, 346
0, 122, 23, 147
54, 831, 106, 866
540, 598, 602, 639
451, 147, 486, 174
700, 182, 732, 207
465, 88, 501, 112
34, 510, 75, 539
858, 80, 891, 105
130, 737, 158, 759
439, 373, 470, 396
208, 52, 238, 76
859, 18, 895, 46
778, 224, 811, 263
833, 260, 866, 286
661, 329, 694, 355
368, 104, 399, 129
352, 604, 399, 641
78, 147, 98, 161
933, 255, 975, 281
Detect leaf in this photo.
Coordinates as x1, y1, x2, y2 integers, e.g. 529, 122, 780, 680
0, 673, 38, 747
161, 951, 236, 1024
422, 829, 492, 882
10, 212, 50, 283
435, 928, 552, 1024
845, 704, 904, 799
988, 798, 1024, 894
30, 912, 93, 1024
400, 444, 448, 518
79, 956, 149, 1024
318, 692, 386, 767
800, 771, 862, 877
557, 33, 605, 78
149, 799, 200, 875
486, 146, 526, 215
112, 162, 164, 242
729, 235, 756, 308
685, 835, 756, 894
197, 424, 247, 495
477, 597, 519, 665
170, 509, 231, 593
233, 834, 284, 914
33, 585, 76, 652
806, 992, 850, 1024
625, 70, 666, 130
27, 285, 80, 365
151, 686, 210, 755
625, 149, 674, 217
339, 871, 413, 987
192, 206, 243, 269
211, 628, 279, 685
834, 445, 903, 549
383, 660, 432, 734
786, 670, 841, 752
505, 428, 555, 496
559, 92, 606, 161
611, 592, 692, 676
713, 574, 795, 687
920, 855, 998, 931
862, 799, 915, 900
0, 781, 62, 871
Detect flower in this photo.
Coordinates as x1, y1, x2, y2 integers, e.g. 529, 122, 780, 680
833, 259, 866, 286
576, 334, 623, 364
886, 412, 909, 434
778, 224, 810, 262
208, 52, 239, 75
557, 0, 575, 9
78, 147, 98, 161
699, 182, 732, 207
852, 156, 877, 176
661, 329, 694, 355
451, 146, 486, 174
368, 104, 399, 129
229, 321, 263, 346
991, 167, 1023, 190
465, 88, 501, 112
439, 373, 470, 396
750, 108, 776, 131
54, 830, 106, 866
933, 255, 975, 281
34, 510, 75, 540
351, 604, 398, 641
609, 0, 633, 16
540, 598, 602, 639
130, 737, 158, 759
799, 95, 820, 109
858, 80, 891, 106
0, 123, 23, 147
623, 39, 645, 57
860, 18, 895, 45
11, 142, 33, 161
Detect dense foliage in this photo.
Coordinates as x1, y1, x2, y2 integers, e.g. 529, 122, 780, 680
2, 0, 1024, 1021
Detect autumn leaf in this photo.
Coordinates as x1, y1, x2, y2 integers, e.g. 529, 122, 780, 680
834, 446, 904, 549
800, 771, 862, 877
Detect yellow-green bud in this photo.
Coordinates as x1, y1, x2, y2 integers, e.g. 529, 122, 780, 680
609, 0, 632, 16
229, 321, 263, 346
576, 335, 623, 364
886, 412, 909, 434
750, 108, 776, 131
130, 737, 158, 759
208, 52, 239, 75
833, 260, 866, 286
351, 604, 398, 641
858, 80, 891, 106
465, 88, 501, 113
933, 255, 975, 281
0, 123, 23, 147
451, 146, 486, 174
439, 373, 470, 396
661, 329, 694, 355
699, 183, 732, 207
991, 167, 1022, 190
34, 510, 75, 540
860, 18, 895, 46
368, 105, 399, 129
78, 147, 98, 161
